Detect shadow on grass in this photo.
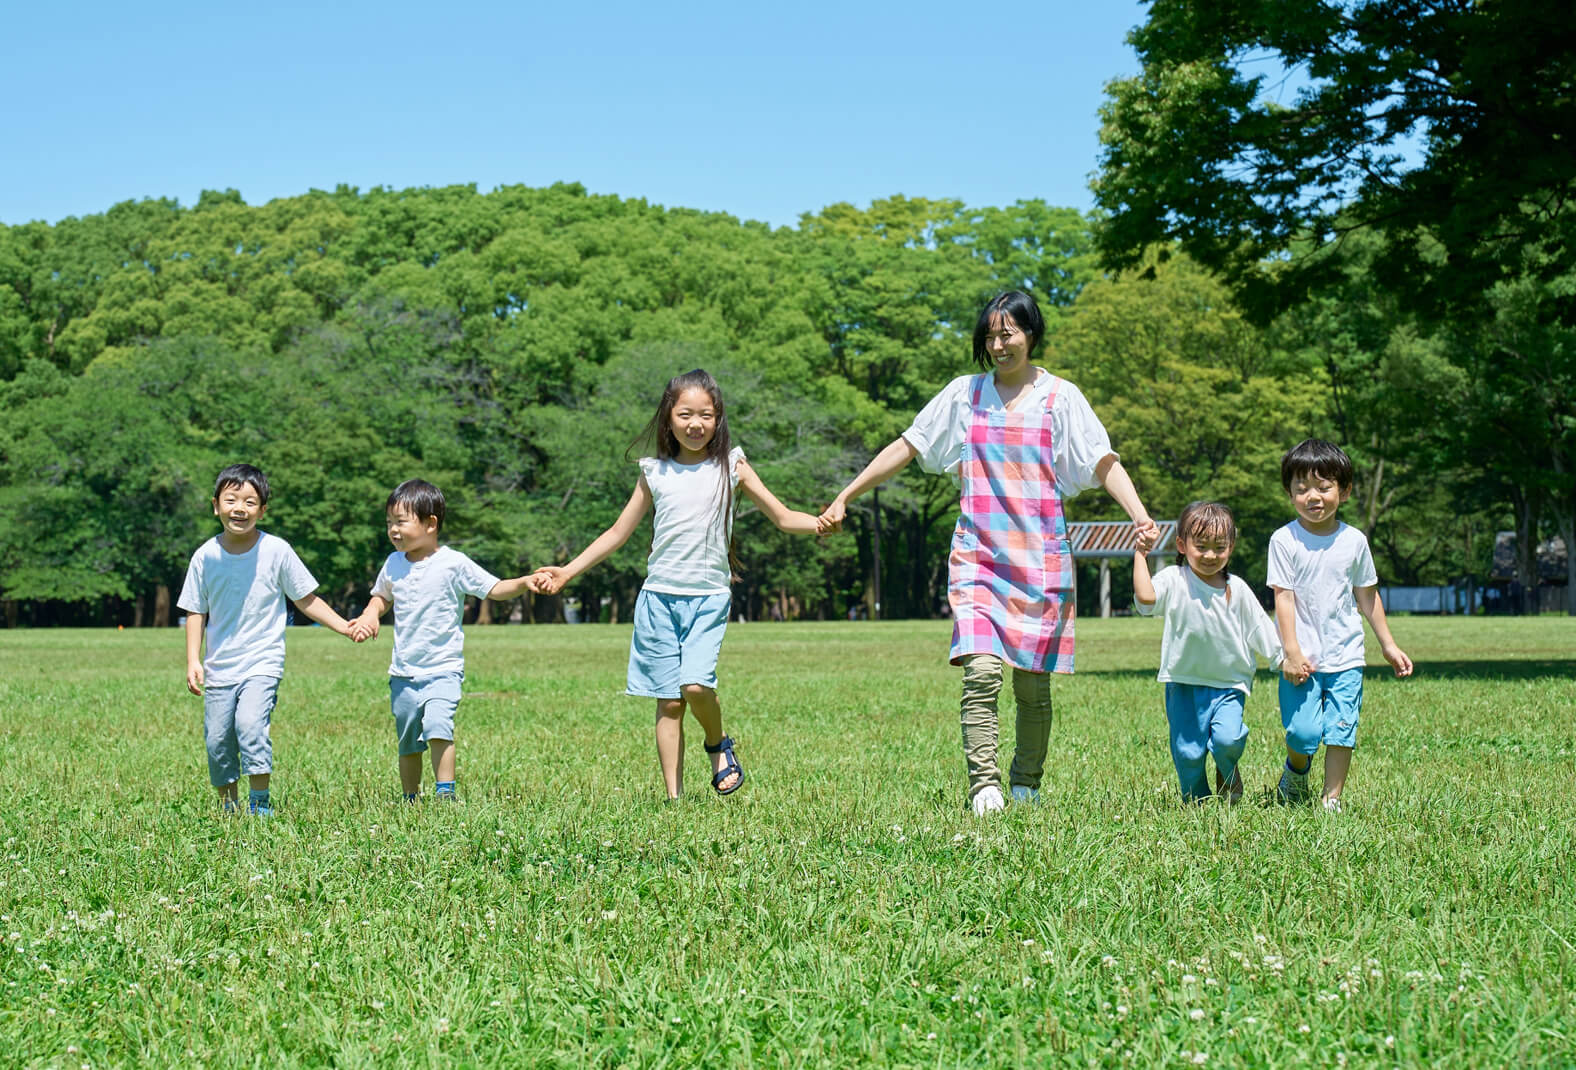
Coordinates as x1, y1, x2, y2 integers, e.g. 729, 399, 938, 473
1080, 660, 1576, 682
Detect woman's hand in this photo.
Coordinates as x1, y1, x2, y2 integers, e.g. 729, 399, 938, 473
533, 566, 568, 596
817, 499, 847, 534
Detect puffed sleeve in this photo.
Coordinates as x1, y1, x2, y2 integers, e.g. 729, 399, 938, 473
901, 376, 974, 480
1049, 380, 1116, 496
1235, 576, 1285, 668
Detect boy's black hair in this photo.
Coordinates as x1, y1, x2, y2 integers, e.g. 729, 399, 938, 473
971, 291, 1047, 371
387, 479, 446, 531
1280, 439, 1354, 492
213, 463, 270, 505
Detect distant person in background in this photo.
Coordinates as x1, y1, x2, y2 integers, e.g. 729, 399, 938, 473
820, 291, 1159, 816
1269, 440, 1413, 813
1133, 501, 1284, 804
349, 479, 541, 803
534, 369, 827, 800
178, 464, 359, 815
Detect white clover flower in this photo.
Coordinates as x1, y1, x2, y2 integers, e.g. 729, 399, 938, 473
1189, 1008, 1205, 1021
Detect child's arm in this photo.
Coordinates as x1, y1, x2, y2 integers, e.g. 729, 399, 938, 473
535, 477, 654, 596
1132, 550, 1157, 607
291, 593, 355, 638
350, 595, 390, 643
1355, 585, 1414, 677
820, 437, 919, 530
487, 574, 545, 601
736, 460, 824, 535
1094, 455, 1159, 549
1273, 588, 1313, 683
184, 613, 206, 695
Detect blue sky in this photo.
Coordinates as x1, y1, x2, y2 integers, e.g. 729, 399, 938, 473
1, 1, 1150, 229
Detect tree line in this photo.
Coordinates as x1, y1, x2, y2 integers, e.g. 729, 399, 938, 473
0, 174, 1558, 625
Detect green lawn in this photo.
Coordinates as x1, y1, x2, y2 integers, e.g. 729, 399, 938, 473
1, 617, 1572, 1066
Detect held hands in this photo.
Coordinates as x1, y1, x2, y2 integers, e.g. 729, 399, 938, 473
348, 614, 380, 643
816, 499, 846, 535
1281, 652, 1315, 686
1132, 515, 1161, 554
185, 662, 204, 696
533, 566, 568, 596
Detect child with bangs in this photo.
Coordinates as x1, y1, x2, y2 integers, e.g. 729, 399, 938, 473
1134, 501, 1285, 803
534, 369, 826, 801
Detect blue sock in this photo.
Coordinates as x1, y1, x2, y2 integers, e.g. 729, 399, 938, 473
403, 792, 420, 803
248, 789, 271, 813
435, 781, 456, 798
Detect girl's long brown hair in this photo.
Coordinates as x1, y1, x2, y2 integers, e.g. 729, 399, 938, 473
628, 368, 741, 572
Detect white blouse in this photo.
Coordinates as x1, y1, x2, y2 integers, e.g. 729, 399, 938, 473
900, 370, 1116, 493
638, 446, 745, 596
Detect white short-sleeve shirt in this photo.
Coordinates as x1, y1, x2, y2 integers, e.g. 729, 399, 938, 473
176, 532, 319, 687
371, 546, 500, 677
900, 371, 1115, 492
1134, 565, 1284, 693
639, 446, 744, 596
1265, 521, 1378, 673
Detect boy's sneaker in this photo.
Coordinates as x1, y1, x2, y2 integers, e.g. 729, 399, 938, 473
971, 786, 1006, 816
1277, 763, 1312, 804
1009, 785, 1041, 806
247, 803, 275, 817
1322, 796, 1343, 814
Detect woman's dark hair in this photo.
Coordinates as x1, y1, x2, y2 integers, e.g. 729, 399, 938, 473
1175, 500, 1237, 594
213, 463, 270, 505
1280, 439, 1354, 492
971, 291, 1047, 371
629, 368, 740, 572
387, 479, 446, 532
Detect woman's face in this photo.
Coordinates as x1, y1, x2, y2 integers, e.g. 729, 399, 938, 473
982, 312, 1033, 377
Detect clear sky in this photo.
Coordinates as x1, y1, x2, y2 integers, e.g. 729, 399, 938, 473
0, 0, 1149, 230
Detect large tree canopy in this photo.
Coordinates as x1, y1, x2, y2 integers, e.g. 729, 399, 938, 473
1094, 0, 1576, 326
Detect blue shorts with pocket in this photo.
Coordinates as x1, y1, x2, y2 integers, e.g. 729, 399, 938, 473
390, 672, 462, 756
626, 589, 730, 699
1280, 667, 1363, 754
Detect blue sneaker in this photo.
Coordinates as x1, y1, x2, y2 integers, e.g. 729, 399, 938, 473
1277, 763, 1312, 804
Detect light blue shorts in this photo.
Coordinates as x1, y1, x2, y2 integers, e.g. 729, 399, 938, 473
203, 676, 279, 787
390, 673, 463, 756
626, 589, 730, 699
1280, 667, 1363, 754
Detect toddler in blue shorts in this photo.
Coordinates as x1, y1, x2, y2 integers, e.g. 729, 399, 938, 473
535, 369, 826, 800
350, 479, 540, 802
1268, 440, 1413, 812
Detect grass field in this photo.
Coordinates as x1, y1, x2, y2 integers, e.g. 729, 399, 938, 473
1, 616, 1573, 1067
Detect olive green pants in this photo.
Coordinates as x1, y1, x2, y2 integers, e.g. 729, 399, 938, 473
959, 654, 1054, 801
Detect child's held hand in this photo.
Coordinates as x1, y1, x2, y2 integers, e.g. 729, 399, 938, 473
185, 662, 204, 696
1134, 521, 1160, 554
1382, 643, 1414, 678
533, 566, 567, 596
1281, 655, 1313, 685
349, 616, 379, 643
817, 500, 847, 533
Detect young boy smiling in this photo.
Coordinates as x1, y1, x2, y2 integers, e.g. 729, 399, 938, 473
178, 464, 356, 814
1268, 441, 1413, 812
350, 480, 541, 802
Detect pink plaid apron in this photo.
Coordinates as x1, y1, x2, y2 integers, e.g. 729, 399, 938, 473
947, 373, 1076, 673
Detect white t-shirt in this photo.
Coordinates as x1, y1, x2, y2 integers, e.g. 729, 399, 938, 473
177, 532, 319, 687
901, 371, 1115, 492
1135, 566, 1284, 693
1265, 521, 1379, 673
639, 446, 745, 596
371, 546, 500, 677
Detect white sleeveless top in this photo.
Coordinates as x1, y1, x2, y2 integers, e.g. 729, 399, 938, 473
639, 446, 744, 595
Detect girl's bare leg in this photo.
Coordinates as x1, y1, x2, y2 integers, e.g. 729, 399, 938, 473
655, 698, 686, 798
681, 684, 739, 792
1322, 745, 1353, 800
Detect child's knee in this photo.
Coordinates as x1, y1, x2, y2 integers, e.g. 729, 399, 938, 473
679, 683, 714, 704
657, 698, 685, 720
1212, 726, 1248, 762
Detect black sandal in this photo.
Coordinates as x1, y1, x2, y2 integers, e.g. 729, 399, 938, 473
703, 735, 745, 796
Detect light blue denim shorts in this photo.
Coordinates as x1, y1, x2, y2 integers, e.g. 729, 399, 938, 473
1279, 667, 1364, 753
390, 672, 463, 756
626, 589, 731, 698
203, 676, 280, 787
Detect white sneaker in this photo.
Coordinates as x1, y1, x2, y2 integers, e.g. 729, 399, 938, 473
971, 786, 1006, 816
1010, 785, 1040, 806
1322, 796, 1343, 814
1277, 764, 1312, 804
